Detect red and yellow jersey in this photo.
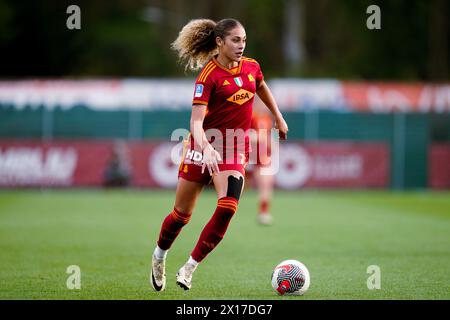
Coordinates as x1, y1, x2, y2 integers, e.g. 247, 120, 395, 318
190, 56, 264, 159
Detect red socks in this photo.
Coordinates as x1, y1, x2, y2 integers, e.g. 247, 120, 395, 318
157, 197, 239, 262
191, 197, 238, 262
157, 207, 191, 250
259, 200, 270, 214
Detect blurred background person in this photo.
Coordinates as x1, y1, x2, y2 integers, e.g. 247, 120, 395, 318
103, 140, 132, 188
248, 95, 276, 225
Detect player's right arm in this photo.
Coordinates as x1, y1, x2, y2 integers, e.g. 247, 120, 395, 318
190, 105, 221, 175
190, 104, 209, 151
190, 61, 221, 175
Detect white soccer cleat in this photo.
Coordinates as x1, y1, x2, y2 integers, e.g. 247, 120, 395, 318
150, 254, 166, 292
257, 213, 273, 226
176, 263, 197, 290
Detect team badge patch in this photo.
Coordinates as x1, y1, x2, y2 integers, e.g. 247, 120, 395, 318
234, 77, 243, 87
248, 74, 255, 82
194, 84, 204, 97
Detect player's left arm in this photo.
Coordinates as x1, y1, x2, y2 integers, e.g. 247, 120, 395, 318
256, 81, 288, 140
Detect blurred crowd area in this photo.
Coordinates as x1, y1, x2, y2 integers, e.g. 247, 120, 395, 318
0, 0, 448, 81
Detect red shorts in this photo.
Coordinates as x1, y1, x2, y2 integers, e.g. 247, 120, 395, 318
178, 152, 249, 185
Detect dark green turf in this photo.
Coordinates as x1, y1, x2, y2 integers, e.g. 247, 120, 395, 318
0, 189, 449, 299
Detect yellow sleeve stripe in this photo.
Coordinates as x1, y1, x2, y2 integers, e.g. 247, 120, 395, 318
198, 61, 213, 78
199, 64, 216, 83
197, 61, 214, 83
192, 100, 208, 105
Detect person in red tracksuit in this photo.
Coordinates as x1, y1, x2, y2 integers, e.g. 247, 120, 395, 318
150, 18, 288, 291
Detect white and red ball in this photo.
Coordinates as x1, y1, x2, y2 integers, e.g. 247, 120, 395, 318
271, 259, 310, 296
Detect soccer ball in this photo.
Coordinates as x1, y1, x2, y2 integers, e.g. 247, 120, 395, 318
271, 259, 310, 296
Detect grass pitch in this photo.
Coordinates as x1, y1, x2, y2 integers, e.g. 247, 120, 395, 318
0, 189, 449, 300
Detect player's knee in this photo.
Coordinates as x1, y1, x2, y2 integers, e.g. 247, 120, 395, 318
171, 207, 192, 225
226, 175, 244, 201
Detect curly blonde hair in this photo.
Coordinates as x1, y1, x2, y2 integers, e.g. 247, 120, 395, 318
171, 18, 243, 71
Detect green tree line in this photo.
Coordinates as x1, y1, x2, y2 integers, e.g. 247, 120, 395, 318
0, 0, 448, 80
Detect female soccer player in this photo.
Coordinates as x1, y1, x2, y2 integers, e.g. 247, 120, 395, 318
150, 18, 288, 291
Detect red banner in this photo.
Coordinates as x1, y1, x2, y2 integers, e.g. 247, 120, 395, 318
342, 82, 450, 113
128, 142, 181, 188
0, 140, 112, 187
0, 140, 390, 189
273, 142, 389, 189
429, 144, 450, 189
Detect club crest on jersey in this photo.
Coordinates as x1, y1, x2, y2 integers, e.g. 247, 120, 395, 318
227, 89, 254, 105
194, 84, 204, 97
233, 77, 243, 87
248, 74, 255, 82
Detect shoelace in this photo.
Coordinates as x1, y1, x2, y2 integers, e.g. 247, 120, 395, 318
184, 265, 196, 278
155, 261, 165, 278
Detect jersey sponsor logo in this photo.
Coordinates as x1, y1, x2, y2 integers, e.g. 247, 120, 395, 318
234, 77, 243, 87
248, 74, 255, 82
194, 84, 204, 97
222, 79, 230, 86
226, 89, 255, 105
